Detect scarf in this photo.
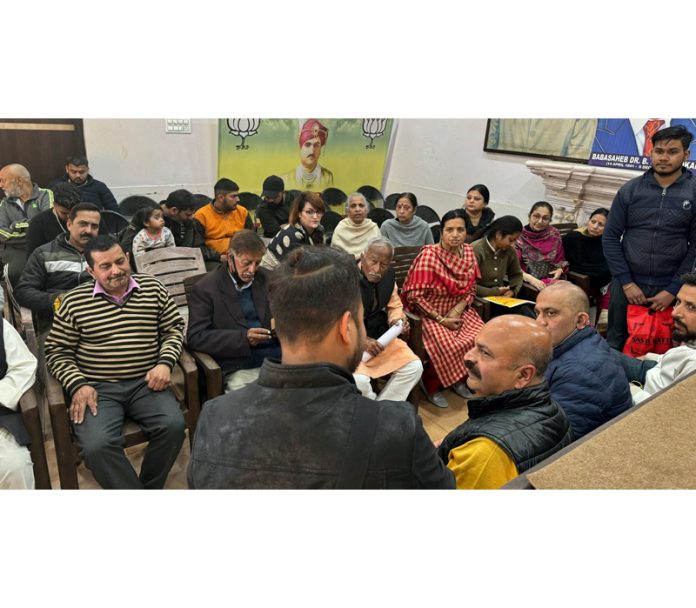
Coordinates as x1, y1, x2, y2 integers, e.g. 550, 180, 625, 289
330, 217, 380, 258
380, 216, 432, 247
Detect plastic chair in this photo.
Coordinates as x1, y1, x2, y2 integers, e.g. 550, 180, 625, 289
321, 188, 347, 210
384, 193, 401, 210
118, 195, 159, 217
100, 210, 130, 238
357, 185, 384, 209
320, 210, 344, 245
367, 208, 394, 228
415, 205, 441, 243
239, 192, 262, 213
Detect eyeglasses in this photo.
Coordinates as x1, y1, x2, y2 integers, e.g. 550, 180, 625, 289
530, 213, 551, 223
303, 208, 324, 217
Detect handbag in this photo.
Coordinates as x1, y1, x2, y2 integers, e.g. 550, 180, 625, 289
622, 304, 674, 357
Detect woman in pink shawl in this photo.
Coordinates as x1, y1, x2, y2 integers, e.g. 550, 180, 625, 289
515, 201, 568, 291
401, 209, 484, 408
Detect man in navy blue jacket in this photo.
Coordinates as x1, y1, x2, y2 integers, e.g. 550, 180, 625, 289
602, 125, 696, 350
535, 281, 633, 440
49, 154, 119, 213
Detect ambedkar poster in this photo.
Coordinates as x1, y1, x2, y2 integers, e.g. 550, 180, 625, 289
218, 118, 394, 199
588, 118, 696, 172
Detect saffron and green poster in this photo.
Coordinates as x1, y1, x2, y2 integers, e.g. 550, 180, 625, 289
218, 118, 394, 203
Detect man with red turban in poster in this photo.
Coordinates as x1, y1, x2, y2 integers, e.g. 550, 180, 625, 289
281, 119, 334, 190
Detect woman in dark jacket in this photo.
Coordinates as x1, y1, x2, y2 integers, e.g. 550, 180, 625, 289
562, 208, 611, 324
260, 191, 325, 270
462, 184, 495, 243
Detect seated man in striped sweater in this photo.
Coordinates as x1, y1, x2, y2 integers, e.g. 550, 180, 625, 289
44, 235, 186, 489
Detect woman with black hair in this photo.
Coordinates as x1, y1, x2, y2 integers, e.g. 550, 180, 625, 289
472, 215, 535, 318
462, 184, 495, 243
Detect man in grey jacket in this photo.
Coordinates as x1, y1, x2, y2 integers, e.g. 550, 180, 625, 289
188, 246, 454, 489
0, 163, 54, 286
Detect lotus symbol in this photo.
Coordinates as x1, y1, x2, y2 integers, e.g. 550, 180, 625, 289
362, 118, 387, 149
226, 118, 261, 150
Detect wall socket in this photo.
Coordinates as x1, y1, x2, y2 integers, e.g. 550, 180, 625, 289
165, 119, 191, 134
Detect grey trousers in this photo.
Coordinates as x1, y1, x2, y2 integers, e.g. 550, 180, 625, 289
71, 378, 185, 489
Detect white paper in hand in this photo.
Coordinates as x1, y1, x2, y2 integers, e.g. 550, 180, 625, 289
361, 320, 404, 363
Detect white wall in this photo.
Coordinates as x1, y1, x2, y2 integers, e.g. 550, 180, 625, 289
83, 118, 219, 202
384, 119, 546, 221
83, 118, 547, 219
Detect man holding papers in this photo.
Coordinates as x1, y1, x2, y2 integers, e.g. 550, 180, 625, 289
353, 237, 423, 402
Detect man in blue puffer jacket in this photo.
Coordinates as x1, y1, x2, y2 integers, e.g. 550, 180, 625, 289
603, 125, 696, 350
535, 281, 633, 440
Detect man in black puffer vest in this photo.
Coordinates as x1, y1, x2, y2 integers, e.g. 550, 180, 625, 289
438, 315, 571, 489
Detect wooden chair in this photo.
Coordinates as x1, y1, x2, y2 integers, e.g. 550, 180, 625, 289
553, 222, 578, 237
3, 271, 51, 438
391, 246, 422, 291
2, 282, 52, 488
46, 353, 199, 489
17, 386, 52, 489
134, 246, 206, 333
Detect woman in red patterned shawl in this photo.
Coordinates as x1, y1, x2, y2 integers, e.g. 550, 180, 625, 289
401, 209, 484, 408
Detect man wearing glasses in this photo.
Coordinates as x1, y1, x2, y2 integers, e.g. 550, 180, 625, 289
194, 178, 254, 269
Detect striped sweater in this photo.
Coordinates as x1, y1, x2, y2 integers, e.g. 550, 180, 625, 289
45, 273, 184, 396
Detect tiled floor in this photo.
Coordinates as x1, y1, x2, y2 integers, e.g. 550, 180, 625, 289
44, 390, 469, 489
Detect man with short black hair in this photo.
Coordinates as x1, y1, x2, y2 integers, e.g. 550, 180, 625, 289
617, 272, 696, 403
26, 182, 83, 256
49, 154, 119, 212
188, 246, 453, 489
0, 163, 54, 286
44, 235, 186, 489
256, 175, 290, 237
534, 281, 633, 440
438, 315, 572, 489
16, 203, 101, 327
187, 229, 280, 392
193, 178, 254, 268
603, 125, 696, 350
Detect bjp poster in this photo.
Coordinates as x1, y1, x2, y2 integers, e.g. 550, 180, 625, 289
218, 118, 395, 207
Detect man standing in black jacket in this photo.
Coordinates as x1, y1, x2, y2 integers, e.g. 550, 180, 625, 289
188, 246, 454, 489
49, 154, 119, 212
438, 315, 572, 489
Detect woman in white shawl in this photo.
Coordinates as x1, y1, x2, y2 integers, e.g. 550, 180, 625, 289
330, 192, 381, 259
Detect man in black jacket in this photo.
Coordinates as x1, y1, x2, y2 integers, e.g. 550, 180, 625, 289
15, 203, 101, 329
187, 229, 280, 392
26, 182, 82, 256
256, 175, 290, 238
438, 315, 572, 489
188, 245, 454, 489
49, 154, 119, 212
